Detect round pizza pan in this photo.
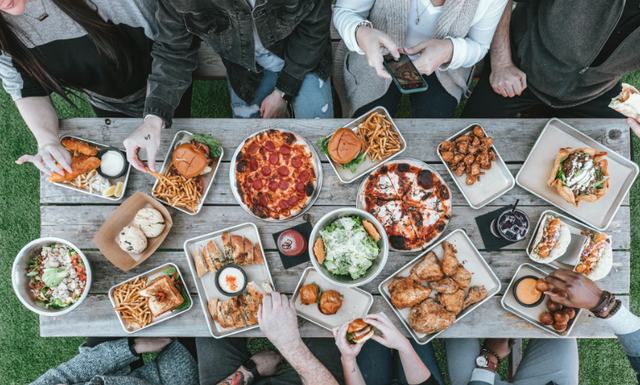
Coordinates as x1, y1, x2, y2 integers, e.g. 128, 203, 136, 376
229, 128, 323, 222
356, 157, 452, 252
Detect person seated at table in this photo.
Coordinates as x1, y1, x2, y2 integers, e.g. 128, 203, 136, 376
2, 0, 191, 177
333, 312, 444, 385
461, 0, 640, 122
446, 269, 640, 384
331, 0, 509, 119
32, 337, 198, 385
196, 291, 342, 385
124, 0, 334, 173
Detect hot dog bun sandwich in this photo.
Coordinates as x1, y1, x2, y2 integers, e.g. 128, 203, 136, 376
530, 214, 571, 263
609, 83, 640, 118
346, 318, 375, 344
575, 231, 613, 281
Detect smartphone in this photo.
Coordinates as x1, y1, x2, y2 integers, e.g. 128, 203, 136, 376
383, 53, 428, 94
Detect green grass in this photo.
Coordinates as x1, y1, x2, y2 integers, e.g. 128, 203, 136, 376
1, 74, 640, 384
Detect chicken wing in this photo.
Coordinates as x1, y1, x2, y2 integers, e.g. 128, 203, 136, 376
451, 265, 472, 289
428, 277, 459, 294
390, 279, 432, 310
441, 151, 454, 162
410, 251, 444, 283
463, 286, 487, 310
409, 298, 456, 335
61, 138, 98, 156
473, 126, 485, 138
48, 155, 101, 182
435, 289, 465, 315
441, 241, 459, 276
440, 141, 454, 152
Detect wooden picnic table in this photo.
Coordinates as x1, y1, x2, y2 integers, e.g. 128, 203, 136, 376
40, 118, 631, 338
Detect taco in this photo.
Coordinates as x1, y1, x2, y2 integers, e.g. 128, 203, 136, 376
609, 83, 640, 118
575, 231, 612, 281
529, 214, 571, 263
547, 147, 609, 207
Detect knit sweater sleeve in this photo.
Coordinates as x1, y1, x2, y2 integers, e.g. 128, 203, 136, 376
444, 0, 509, 70
31, 339, 139, 385
333, 0, 376, 55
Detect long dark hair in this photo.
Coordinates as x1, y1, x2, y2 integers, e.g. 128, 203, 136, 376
0, 0, 134, 104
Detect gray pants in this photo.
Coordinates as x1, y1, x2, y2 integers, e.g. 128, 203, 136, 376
444, 339, 579, 385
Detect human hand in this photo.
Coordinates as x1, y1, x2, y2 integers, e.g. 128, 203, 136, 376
405, 39, 454, 76
356, 26, 400, 79
627, 116, 640, 137
249, 350, 283, 377
133, 337, 174, 354
490, 62, 527, 98
258, 291, 302, 351
260, 91, 289, 119
482, 339, 512, 363
544, 270, 603, 310
123, 116, 162, 172
332, 321, 364, 362
16, 139, 72, 176
362, 312, 409, 352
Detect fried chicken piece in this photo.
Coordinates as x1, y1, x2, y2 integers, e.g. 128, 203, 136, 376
453, 154, 464, 164
409, 298, 456, 335
435, 289, 465, 315
463, 286, 487, 310
472, 136, 481, 147
441, 241, 459, 276
410, 251, 444, 283
466, 175, 477, 185
455, 164, 466, 177
451, 265, 472, 289
473, 126, 485, 138
441, 151, 454, 163
457, 142, 469, 154
481, 137, 494, 147
428, 277, 459, 294
48, 155, 101, 182
455, 135, 472, 143
61, 138, 98, 156
489, 150, 496, 162
388, 276, 414, 293
467, 145, 479, 155
390, 279, 432, 310
464, 154, 476, 164
440, 141, 454, 152
470, 163, 481, 176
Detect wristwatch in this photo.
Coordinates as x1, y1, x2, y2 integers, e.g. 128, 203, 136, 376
242, 358, 261, 383
475, 354, 498, 372
274, 87, 293, 103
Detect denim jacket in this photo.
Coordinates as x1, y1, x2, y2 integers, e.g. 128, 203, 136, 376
144, 0, 333, 127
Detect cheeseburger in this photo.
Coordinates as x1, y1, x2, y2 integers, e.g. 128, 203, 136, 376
172, 134, 222, 178
327, 128, 363, 165
318, 290, 343, 315
347, 319, 375, 344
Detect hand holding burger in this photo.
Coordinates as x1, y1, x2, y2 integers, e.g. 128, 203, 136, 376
362, 312, 410, 352
346, 319, 375, 344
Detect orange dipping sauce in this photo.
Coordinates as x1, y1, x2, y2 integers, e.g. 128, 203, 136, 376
515, 278, 542, 305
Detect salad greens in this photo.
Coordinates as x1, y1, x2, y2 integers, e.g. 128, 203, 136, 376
320, 216, 380, 280
318, 133, 366, 173
190, 134, 222, 158
42, 268, 68, 288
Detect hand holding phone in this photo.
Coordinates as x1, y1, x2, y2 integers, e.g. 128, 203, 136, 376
383, 53, 429, 94
356, 26, 400, 79
405, 39, 454, 76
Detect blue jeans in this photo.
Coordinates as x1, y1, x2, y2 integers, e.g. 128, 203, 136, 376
227, 71, 333, 119
356, 339, 445, 385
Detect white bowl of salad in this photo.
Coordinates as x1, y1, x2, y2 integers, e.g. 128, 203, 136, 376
12, 237, 91, 316
309, 208, 389, 287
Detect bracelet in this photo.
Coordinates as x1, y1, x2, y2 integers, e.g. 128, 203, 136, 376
591, 292, 618, 318
606, 299, 622, 318
481, 347, 503, 364
589, 291, 611, 315
354, 20, 372, 46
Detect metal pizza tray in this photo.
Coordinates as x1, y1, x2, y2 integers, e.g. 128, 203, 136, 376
516, 118, 638, 231
108, 263, 193, 334
356, 157, 452, 252
501, 263, 582, 337
151, 130, 223, 216
229, 128, 323, 222
52, 135, 131, 202
437, 123, 515, 209
378, 229, 501, 345
292, 267, 374, 331
322, 106, 407, 184
182, 223, 274, 338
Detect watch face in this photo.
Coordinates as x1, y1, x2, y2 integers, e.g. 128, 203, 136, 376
476, 355, 488, 367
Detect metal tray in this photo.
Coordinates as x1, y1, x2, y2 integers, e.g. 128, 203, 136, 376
501, 263, 582, 337
292, 267, 374, 331
229, 128, 323, 222
322, 106, 407, 184
516, 118, 638, 230
51, 135, 131, 201
437, 123, 515, 209
379, 229, 501, 345
108, 263, 193, 334
183, 223, 274, 338
152, 130, 223, 216
356, 157, 452, 252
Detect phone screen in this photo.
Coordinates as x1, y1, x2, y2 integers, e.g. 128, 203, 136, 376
384, 54, 427, 90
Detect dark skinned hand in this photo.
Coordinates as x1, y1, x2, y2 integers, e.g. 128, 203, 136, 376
544, 270, 603, 310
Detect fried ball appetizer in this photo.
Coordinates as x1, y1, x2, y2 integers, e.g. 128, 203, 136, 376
554, 310, 570, 325
565, 307, 576, 320
553, 322, 568, 332
547, 301, 563, 312
535, 279, 551, 293
540, 312, 555, 325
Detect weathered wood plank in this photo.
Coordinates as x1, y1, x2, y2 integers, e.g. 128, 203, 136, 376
40, 205, 631, 251
39, 294, 629, 338
55, 118, 632, 163
81, 250, 631, 296
40, 163, 631, 206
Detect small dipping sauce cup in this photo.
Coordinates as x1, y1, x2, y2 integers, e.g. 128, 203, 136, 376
513, 275, 545, 308
214, 265, 247, 297
490, 209, 530, 242
278, 230, 307, 257
96, 147, 128, 179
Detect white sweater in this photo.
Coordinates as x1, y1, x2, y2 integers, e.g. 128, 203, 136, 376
333, 0, 508, 70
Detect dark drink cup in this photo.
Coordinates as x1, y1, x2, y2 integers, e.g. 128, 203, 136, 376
278, 230, 307, 257
490, 209, 530, 242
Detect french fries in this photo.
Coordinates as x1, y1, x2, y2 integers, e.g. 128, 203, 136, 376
68, 169, 97, 190
112, 277, 151, 330
357, 113, 402, 161
148, 162, 202, 214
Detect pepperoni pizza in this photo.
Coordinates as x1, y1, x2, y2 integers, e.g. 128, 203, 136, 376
359, 160, 452, 251
234, 129, 319, 220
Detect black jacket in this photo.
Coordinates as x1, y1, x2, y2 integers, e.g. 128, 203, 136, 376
144, 0, 333, 126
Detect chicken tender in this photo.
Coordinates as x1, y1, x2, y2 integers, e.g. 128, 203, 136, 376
390, 279, 432, 310
409, 298, 456, 335
450, 265, 472, 289
473, 125, 485, 138
410, 251, 444, 283
441, 241, 459, 276
49, 155, 101, 182
435, 289, 465, 315
61, 138, 98, 156
463, 286, 487, 310
428, 277, 459, 294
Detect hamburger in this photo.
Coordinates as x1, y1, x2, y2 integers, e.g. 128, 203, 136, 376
318, 290, 343, 315
346, 319, 375, 344
172, 134, 222, 178
300, 283, 320, 305
318, 128, 366, 172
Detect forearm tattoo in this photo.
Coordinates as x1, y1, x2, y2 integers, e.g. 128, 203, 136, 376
217, 370, 253, 385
